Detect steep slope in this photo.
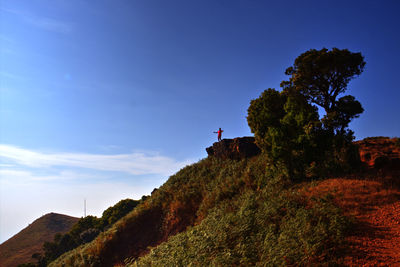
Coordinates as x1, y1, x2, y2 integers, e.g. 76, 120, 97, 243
50, 154, 349, 266
128, 181, 350, 266
51, 157, 253, 266
0, 213, 79, 267
50, 137, 400, 266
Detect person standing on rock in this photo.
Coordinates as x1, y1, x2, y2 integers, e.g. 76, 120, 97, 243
214, 128, 224, 141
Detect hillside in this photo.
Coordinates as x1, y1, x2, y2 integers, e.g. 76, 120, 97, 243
0, 213, 79, 267
48, 137, 399, 266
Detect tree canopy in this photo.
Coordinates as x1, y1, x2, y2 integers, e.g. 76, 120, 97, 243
247, 88, 321, 179
281, 48, 365, 114
247, 48, 365, 179
281, 48, 365, 136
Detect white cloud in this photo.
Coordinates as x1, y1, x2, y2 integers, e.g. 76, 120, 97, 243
0, 144, 194, 243
0, 169, 102, 185
0, 144, 193, 176
0, 169, 37, 184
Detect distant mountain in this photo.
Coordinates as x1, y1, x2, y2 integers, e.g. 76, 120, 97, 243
0, 213, 79, 267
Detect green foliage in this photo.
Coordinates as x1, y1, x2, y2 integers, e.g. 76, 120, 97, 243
247, 88, 322, 179
69, 216, 101, 238
322, 95, 364, 135
395, 138, 400, 147
281, 48, 365, 113
39, 216, 101, 265
248, 48, 365, 180
101, 199, 139, 229
128, 184, 351, 266
247, 88, 287, 152
48, 154, 353, 267
281, 47, 365, 134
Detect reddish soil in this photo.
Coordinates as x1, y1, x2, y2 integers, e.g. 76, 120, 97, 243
356, 137, 400, 169
304, 175, 400, 266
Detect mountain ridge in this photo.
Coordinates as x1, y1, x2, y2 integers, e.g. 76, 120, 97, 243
0, 212, 79, 267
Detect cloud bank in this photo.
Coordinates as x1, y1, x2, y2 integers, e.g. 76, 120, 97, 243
0, 144, 193, 176
0, 144, 194, 243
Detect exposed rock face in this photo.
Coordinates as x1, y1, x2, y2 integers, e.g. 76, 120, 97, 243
206, 136, 400, 168
355, 137, 400, 169
206, 137, 261, 160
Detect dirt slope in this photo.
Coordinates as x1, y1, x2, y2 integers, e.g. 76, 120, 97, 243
305, 177, 400, 266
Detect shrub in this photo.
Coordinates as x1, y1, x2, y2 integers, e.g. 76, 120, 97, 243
247, 88, 323, 180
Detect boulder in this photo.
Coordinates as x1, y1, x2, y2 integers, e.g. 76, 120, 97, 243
355, 137, 400, 169
206, 137, 261, 160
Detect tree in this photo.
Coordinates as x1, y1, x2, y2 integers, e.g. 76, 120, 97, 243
80, 228, 101, 244
247, 48, 366, 179
281, 48, 365, 134
322, 95, 364, 136
247, 88, 321, 179
101, 198, 139, 228
69, 215, 101, 239
247, 88, 287, 153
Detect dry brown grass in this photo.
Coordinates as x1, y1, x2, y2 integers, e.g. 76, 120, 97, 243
0, 213, 78, 267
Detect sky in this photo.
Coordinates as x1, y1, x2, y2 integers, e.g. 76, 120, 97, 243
1, 0, 399, 243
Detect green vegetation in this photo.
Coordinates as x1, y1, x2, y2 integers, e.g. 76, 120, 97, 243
49, 154, 353, 266
281, 47, 365, 136
248, 48, 364, 180
127, 181, 350, 266
395, 138, 400, 147
247, 88, 322, 179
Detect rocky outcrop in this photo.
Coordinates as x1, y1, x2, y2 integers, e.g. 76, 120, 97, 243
355, 137, 400, 169
206, 136, 400, 167
206, 137, 261, 160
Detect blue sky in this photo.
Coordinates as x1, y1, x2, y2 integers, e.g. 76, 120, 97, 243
1, 0, 399, 243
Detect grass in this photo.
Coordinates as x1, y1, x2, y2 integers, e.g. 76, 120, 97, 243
48, 153, 354, 266
127, 181, 350, 266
